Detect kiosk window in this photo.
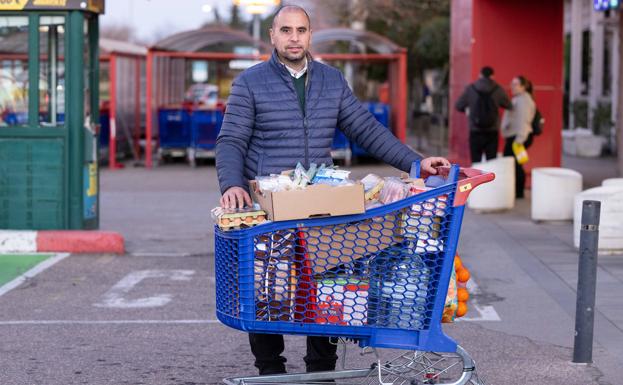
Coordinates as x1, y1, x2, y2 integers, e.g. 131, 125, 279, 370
0, 16, 29, 127
39, 16, 65, 126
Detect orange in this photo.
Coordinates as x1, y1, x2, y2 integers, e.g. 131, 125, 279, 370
456, 302, 468, 317
454, 255, 462, 270
457, 268, 470, 283
457, 287, 469, 302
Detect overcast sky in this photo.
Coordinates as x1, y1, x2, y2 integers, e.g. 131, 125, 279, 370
100, 0, 258, 43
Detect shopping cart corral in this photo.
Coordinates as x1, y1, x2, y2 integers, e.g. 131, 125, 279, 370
215, 164, 494, 384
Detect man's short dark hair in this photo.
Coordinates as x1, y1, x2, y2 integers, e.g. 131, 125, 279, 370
271, 5, 311, 29
481, 66, 494, 78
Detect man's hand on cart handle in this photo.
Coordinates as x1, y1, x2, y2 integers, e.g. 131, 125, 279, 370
221, 187, 253, 209
421, 157, 451, 175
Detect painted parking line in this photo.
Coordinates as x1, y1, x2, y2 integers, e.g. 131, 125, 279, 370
93, 269, 196, 308
0, 253, 70, 297
459, 279, 501, 322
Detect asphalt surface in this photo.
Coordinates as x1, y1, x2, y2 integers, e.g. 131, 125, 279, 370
0, 162, 613, 384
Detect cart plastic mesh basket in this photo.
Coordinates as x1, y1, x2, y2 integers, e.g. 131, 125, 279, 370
215, 164, 493, 352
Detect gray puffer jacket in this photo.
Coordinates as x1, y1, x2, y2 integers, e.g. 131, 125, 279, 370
216, 50, 420, 194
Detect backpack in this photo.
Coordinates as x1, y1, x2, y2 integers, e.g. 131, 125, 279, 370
532, 109, 544, 135
471, 85, 498, 129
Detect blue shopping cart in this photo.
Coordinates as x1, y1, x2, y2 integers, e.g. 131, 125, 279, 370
157, 107, 191, 162
215, 163, 494, 385
188, 108, 224, 167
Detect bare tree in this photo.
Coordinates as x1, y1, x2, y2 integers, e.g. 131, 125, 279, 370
100, 23, 137, 42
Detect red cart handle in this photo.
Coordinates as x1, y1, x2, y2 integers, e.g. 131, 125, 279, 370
412, 162, 495, 207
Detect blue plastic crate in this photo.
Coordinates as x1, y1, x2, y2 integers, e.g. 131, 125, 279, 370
191, 109, 224, 150
332, 129, 350, 150
158, 108, 191, 149
351, 102, 391, 157
214, 164, 494, 352
99, 111, 110, 148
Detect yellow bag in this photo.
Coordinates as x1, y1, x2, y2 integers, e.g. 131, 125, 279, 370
512, 142, 529, 165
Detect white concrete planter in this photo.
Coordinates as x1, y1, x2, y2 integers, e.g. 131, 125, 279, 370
573, 186, 623, 252
468, 156, 515, 211
532, 168, 582, 221
562, 130, 577, 156
575, 135, 604, 158
602, 178, 623, 187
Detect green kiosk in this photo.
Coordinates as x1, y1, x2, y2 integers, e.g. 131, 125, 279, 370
0, 0, 103, 230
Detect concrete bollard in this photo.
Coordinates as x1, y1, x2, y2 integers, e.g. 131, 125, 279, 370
532, 168, 582, 221
468, 156, 515, 211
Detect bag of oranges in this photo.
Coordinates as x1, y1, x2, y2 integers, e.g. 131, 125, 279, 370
442, 254, 470, 323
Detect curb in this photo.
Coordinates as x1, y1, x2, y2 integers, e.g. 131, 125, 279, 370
0, 230, 125, 254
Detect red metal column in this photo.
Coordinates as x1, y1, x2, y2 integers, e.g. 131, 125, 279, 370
397, 50, 407, 143
134, 58, 141, 159
109, 54, 118, 169
450, 0, 564, 171
145, 51, 153, 168
449, 0, 474, 164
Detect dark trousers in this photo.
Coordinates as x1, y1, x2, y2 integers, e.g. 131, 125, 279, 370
469, 131, 499, 164
503, 134, 534, 198
249, 333, 338, 375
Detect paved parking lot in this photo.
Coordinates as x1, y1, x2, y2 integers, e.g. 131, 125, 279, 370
0, 164, 610, 384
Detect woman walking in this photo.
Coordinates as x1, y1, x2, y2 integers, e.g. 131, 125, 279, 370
501, 75, 536, 199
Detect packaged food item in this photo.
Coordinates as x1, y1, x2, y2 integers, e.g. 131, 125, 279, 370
315, 278, 369, 326
406, 178, 429, 196
361, 174, 385, 201
365, 199, 383, 210
211, 204, 268, 230
314, 178, 355, 187
255, 231, 298, 321
256, 175, 294, 192
378, 177, 409, 204
311, 167, 351, 185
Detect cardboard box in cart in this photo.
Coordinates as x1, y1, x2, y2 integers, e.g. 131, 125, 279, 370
250, 181, 365, 221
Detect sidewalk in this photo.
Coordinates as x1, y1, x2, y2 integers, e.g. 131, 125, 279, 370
460, 196, 622, 385
456, 154, 622, 384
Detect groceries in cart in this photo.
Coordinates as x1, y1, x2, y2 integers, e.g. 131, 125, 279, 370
211, 204, 268, 230
254, 231, 298, 321
255, 163, 354, 192
442, 254, 471, 322
316, 278, 369, 326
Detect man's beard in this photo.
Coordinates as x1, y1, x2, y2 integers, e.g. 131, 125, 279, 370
281, 49, 306, 63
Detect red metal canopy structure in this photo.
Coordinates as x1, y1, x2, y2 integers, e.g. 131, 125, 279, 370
99, 38, 147, 169
144, 26, 272, 168
450, 0, 563, 173
311, 28, 408, 143
143, 26, 407, 168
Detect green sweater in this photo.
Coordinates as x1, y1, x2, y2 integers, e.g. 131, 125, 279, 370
292, 73, 307, 114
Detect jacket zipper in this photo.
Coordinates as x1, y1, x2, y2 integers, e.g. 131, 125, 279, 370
278, 57, 310, 168
303, 66, 312, 168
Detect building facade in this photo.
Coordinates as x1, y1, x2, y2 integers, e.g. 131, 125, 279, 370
565, 0, 619, 140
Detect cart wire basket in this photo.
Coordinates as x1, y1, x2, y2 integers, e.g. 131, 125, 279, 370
215, 163, 494, 385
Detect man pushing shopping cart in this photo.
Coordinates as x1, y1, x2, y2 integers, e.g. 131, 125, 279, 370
215, 4, 490, 385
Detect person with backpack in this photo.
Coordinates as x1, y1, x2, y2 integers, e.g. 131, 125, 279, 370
501, 75, 536, 199
455, 66, 513, 164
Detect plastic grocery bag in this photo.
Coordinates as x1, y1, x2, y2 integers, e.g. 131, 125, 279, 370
512, 142, 529, 165
442, 261, 458, 323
